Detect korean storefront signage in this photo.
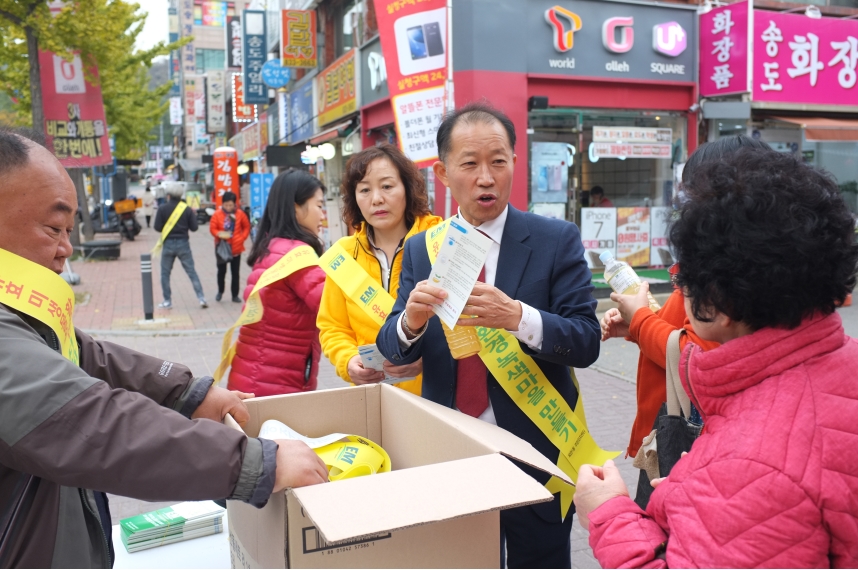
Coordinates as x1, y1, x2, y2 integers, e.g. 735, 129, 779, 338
281, 10, 318, 68
699, 0, 751, 97
580, 208, 617, 270
250, 172, 274, 221
184, 76, 198, 120
179, 0, 196, 76
168, 7, 180, 96
360, 36, 390, 106
616, 207, 651, 267
592, 126, 672, 143
206, 70, 226, 133
590, 142, 672, 159
169, 97, 183, 126
39, 51, 112, 167
752, 11, 858, 106
242, 10, 268, 104
231, 73, 256, 122
196, 0, 232, 27
373, 0, 448, 167
242, 122, 261, 162
289, 78, 315, 144
529, 0, 696, 83
699, 5, 858, 106
226, 14, 242, 69
316, 49, 357, 126
261, 59, 291, 88
213, 147, 238, 208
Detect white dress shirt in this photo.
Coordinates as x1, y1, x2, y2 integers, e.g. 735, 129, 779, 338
396, 206, 545, 425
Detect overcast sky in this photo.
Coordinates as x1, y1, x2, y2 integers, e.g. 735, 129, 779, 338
136, 0, 170, 54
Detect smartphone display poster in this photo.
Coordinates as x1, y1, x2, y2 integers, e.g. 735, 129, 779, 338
649, 206, 673, 267
530, 142, 570, 204
373, 0, 449, 167
580, 208, 617, 271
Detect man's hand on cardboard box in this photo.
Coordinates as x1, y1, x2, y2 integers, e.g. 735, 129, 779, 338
193, 387, 252, 426
273, 440, 330, 491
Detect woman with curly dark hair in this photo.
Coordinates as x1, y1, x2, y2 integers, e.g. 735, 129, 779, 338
575, 146, 858, 568
317, 144, 441, 395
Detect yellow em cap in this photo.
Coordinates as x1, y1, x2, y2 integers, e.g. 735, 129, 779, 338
314, 436, 391, 481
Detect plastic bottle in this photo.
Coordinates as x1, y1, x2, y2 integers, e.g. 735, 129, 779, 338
599, 250, 661, 312
441, 317, 482, 360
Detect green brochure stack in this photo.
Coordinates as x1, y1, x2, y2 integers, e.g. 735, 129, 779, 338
119, 501, 226, 553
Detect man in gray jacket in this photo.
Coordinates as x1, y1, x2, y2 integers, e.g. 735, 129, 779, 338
0, 128, 329, 568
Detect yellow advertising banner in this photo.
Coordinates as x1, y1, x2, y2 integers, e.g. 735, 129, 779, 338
316, 49, 357, 127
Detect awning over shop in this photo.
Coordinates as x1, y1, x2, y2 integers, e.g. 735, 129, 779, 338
309, 120, 355, 145
177, 158, 207, 172
770, 116, 858, 142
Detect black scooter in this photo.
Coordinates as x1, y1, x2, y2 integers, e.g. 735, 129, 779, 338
91, 204, 141, 240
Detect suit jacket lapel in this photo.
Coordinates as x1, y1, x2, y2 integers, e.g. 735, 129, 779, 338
495, 206, 532, 298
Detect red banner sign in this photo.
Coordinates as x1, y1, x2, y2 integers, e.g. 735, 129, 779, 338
281, 9, 318, 68
231, 73, 256, 122
213, 147, 239, 208
373, 0, 447, 167
39, 50, 112, 167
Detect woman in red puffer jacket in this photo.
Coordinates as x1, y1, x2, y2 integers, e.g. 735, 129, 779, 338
228, 170, 327, 396
574, 143, 858, 568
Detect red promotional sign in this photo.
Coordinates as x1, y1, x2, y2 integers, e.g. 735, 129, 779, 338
38, 50, 112, 167
231, 73, 256, 123
213, 147, 239, 208
373, 0, 448, 167
699, 0, 751, 97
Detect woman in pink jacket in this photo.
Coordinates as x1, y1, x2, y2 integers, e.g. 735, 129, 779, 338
574, 145, 858, 567
228, 170, 327, 397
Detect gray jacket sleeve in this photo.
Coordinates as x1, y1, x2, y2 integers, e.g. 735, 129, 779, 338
0, 307, 275, 507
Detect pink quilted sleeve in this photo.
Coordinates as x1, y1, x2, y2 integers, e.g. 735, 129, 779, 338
285, 265, 326, 313
588, 496, 668, 569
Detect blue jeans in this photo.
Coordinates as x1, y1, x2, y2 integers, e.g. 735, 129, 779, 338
161, 239, 204, 301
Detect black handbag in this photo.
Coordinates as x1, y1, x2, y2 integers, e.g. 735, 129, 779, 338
216, 239, 233, 265
634, 329, 702, 510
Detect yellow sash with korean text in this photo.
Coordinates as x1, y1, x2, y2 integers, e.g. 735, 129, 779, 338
213, 245, 319, 383
0, 248, 79, 365
319, 242, 395, 327
426, 220, 618, 519
151, 202, 188, 256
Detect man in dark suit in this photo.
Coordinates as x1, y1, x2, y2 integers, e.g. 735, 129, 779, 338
377, 102, 600, 568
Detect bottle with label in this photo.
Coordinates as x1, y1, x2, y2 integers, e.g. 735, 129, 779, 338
599, 250, 661, 312
441, 316, 482, 360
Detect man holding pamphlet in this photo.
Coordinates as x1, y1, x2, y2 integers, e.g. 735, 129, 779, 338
0, 127, 327, 568
377, 103, 606, 568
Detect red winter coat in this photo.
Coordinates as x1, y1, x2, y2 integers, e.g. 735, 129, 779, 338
227, 238, 325, 397
210, 207, 250, 256
588, 312, 858, 568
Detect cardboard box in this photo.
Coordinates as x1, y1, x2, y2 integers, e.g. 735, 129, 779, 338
225, 383, 571, 568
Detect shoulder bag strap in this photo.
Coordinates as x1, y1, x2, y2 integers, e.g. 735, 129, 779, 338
665, 329, 692, 419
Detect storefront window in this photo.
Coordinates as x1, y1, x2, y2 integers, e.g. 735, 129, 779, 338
806, 141, 858, 213
529, 109, 687, 223
195, 49, 225, 74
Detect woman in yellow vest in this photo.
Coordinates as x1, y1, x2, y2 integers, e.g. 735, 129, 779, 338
317, 144, 441, 395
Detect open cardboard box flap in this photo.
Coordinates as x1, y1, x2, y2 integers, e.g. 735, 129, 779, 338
291, 453, 552, 544
383, 386, 573, 486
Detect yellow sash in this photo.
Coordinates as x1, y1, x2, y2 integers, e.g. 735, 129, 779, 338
319, 242, 396, 327
213, 244, 319, 383
426, 219, 618, 519
0, 248, 79, 365
152, 202, 188, 256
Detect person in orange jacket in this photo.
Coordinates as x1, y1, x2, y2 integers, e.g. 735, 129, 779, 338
210, 191, 250, 302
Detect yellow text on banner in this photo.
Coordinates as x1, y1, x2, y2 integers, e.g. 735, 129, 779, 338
214, 245, 319, 383
319, 242, 395, 327
425, 218, 618, 519
0, 248, 78, 365
151, 202, 188, 256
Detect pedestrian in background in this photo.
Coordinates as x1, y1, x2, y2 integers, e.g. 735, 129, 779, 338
575, 146, 858, 568
154, 183, 207, 309
227, 170, 327, 397
141, 184, 155, 228
318, 144, 440, 396
589, 186, 613, 207
210, 191, 250, 302
600, 135, 769, 508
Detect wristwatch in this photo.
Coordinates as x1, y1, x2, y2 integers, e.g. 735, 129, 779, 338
402, 314, 427, 338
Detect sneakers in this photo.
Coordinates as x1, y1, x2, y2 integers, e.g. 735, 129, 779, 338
158, 300, 172, 309
215, 292, 223, 302
232, 296, 242, 303
199, 298, 209, 309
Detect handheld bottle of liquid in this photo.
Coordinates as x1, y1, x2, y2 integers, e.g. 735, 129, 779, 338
599, 250, 661, 312
442, 315, 482, 360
